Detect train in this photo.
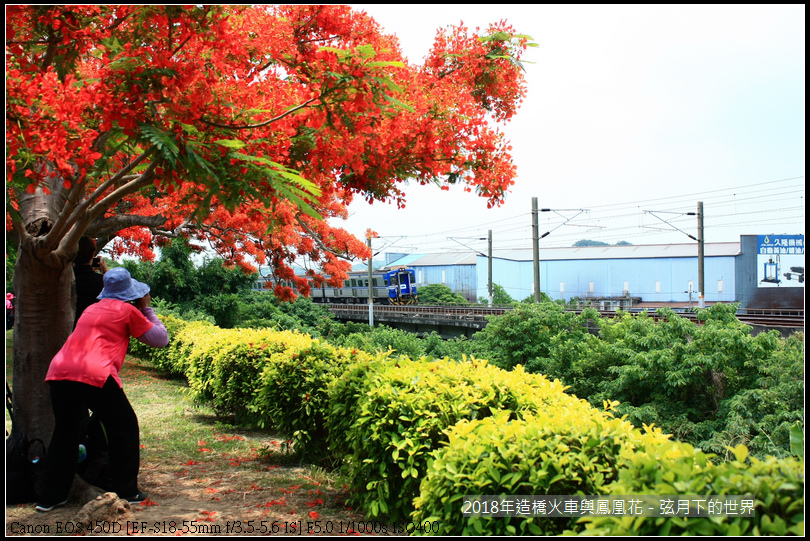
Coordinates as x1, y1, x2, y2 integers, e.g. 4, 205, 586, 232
310, 266, 418, 305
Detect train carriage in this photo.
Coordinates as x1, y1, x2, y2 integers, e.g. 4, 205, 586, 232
311, 266, 418, 305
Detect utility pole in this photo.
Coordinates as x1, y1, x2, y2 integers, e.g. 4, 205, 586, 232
697, 201, 704, 308
532, 198, 541, 302
488, 229, 493, 306
367, 236, 374, 326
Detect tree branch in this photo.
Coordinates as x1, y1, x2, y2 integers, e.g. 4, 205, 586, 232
39, 25, 60, 72
85, 148, 157, 204
43, 174, 87, 250
88, 214, 168, 253
87, 159, 160, 225
295, 216, 357, 261
89, 214, 168, 241
46, 149, 157, 253
56, 161, 160, 261
199, 97, 318, 130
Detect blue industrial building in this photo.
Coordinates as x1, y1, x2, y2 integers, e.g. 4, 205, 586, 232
386, 235, 804, 309
475, 242, 741, 308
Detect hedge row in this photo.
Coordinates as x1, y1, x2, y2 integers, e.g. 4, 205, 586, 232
413, 413, 804, 535
130, 316, 804, 535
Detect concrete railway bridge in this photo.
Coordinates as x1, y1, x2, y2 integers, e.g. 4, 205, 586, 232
324, 303, 804, 339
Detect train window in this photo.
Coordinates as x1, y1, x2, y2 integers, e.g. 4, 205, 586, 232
343, 280, 349, 288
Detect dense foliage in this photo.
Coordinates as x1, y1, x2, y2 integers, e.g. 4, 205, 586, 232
473, 302, 804, 460
130, 314, 804, 535
477, 283, 515, 304
417, 283, 469, 305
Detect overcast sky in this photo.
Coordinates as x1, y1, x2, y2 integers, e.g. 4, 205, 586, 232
333, 4, 805, 255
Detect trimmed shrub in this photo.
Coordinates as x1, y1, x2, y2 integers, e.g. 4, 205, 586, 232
578, 443, 804, 536
251, 341, 377, 462
128, 314, 204, 378
413, 411, 804, 536
411, 408, 674, 535
127, 312, 804, 535
185, 327, 313, 424
327, 356, 591, 521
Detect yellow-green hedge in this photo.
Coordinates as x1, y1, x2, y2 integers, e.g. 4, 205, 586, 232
327, 356, 597, 522
412, 410, 803, 535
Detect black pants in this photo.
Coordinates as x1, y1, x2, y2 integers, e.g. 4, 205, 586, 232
39, 376, 140, 505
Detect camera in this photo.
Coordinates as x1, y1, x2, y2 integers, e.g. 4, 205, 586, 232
92, 257, 101, 268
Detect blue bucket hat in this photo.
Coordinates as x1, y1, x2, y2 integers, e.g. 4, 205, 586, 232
97, 267, 150, 302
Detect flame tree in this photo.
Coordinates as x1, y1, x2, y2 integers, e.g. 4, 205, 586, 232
6, 5, 533, 441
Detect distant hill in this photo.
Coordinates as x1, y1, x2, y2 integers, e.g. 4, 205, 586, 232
573, 239, 633, 247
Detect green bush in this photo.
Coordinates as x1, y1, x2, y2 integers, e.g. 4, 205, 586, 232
163, 320, 217, 377
412, 407, 674, 535
238, 291, 332, 332
478, 303, 803, 459
702, 331, 805, 459
251, 340, 377, 462
327, 356, 590, 521
421, 331, 483, 360
589, 307, 787, 454
579, 443, 804, 535
413, 410, 804, 536
197, 293, 241, 329
185, 327, 313, 424
419, 284, 469, 304
478, 283, 514, 305
474, 302, 593, 371
320, 322, 426, 360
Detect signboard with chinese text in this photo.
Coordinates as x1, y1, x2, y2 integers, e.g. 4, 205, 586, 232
757, 235, 804, 288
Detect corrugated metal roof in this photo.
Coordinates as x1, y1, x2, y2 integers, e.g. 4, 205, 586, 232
405, 252, 478, 266
300, 242, 741, 276
386, 253, 426, 267
489, 242, 741, 262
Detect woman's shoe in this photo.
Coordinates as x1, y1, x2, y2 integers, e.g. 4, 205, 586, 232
124, 492, 148, 503
35, 499, 67, 512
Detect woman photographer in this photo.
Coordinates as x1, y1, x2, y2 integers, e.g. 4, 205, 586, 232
36, 267, 168, 512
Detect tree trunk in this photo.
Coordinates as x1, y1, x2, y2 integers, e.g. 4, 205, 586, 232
11, 237, 75, 445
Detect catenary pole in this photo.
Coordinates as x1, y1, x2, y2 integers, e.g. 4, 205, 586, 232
488, 229, 493, 307
697, 201, 705, 308
367, 235, 374, 326
532, 198, 541, 302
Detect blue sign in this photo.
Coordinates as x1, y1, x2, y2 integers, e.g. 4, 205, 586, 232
757, 234, 804, 255
756, 234, 804, 288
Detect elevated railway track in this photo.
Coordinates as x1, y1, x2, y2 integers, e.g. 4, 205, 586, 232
325, 304, 804, 338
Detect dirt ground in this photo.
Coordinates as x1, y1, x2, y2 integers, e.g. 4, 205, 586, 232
6, 463, 386, 536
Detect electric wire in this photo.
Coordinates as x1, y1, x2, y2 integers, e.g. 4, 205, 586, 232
364, 176, 804, 253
